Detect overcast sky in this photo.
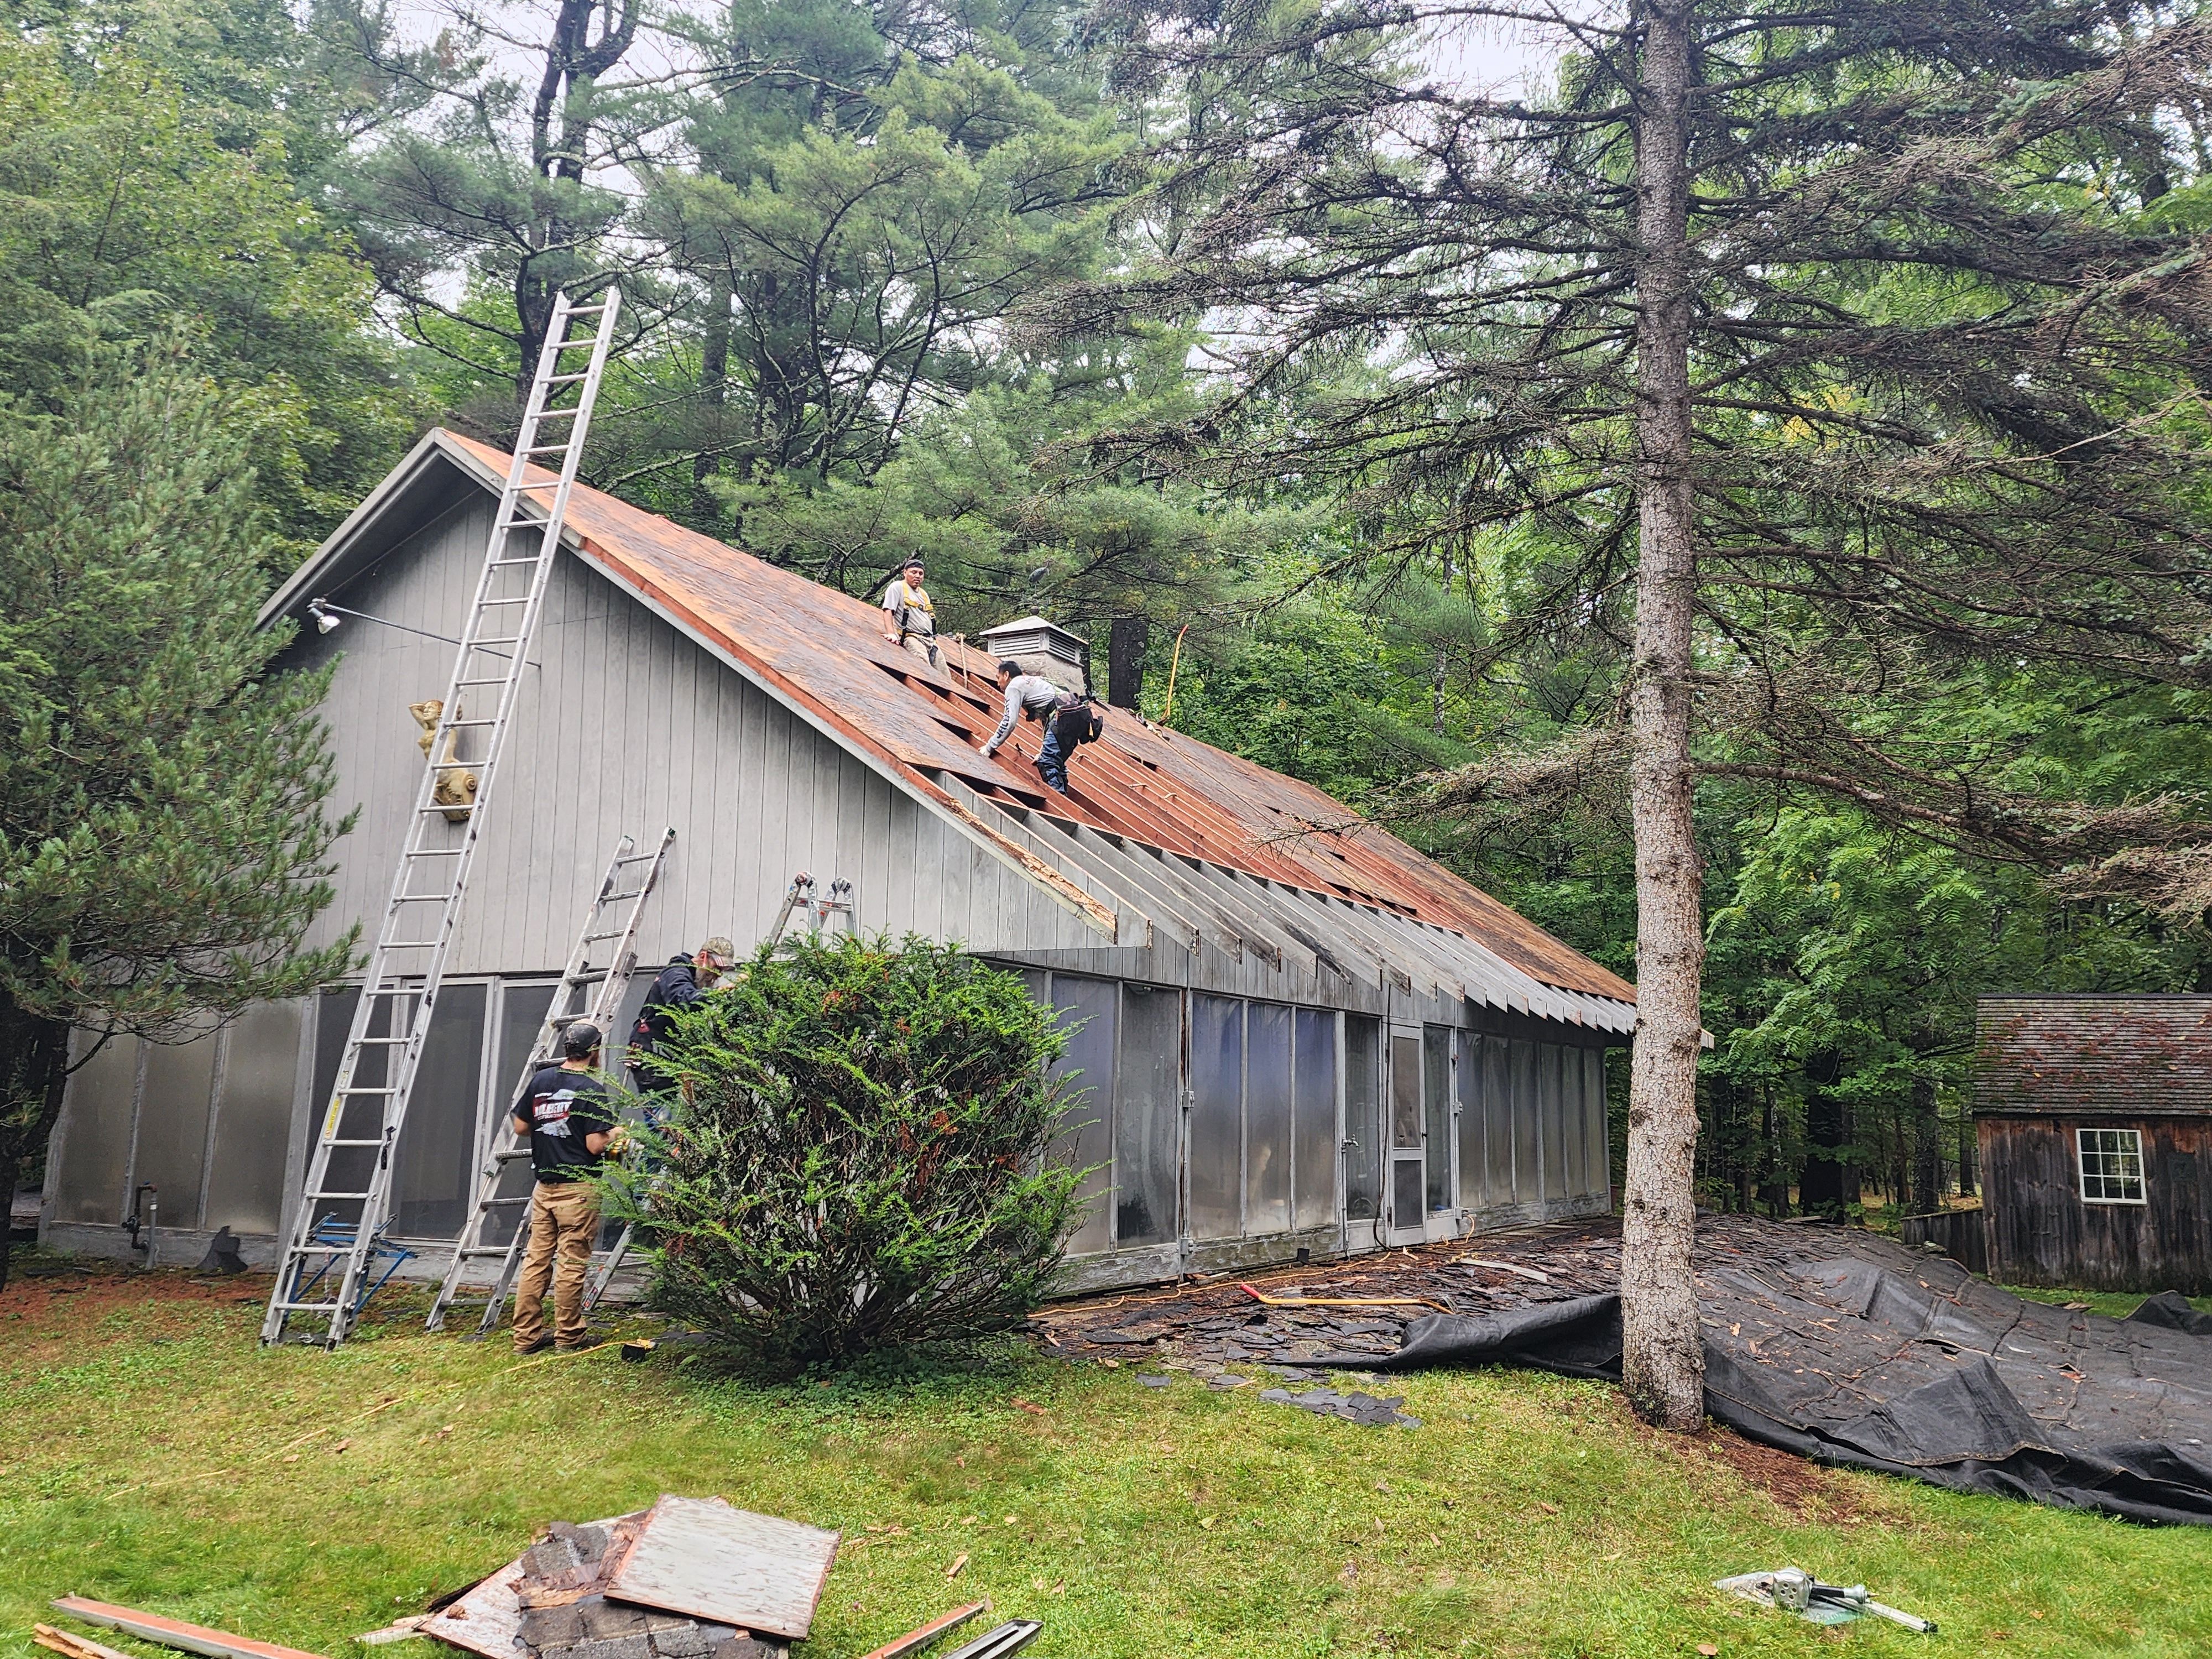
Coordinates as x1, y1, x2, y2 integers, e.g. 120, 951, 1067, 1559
387, 0, 1575, 110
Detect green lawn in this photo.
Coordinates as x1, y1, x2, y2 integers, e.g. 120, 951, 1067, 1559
2006, 1285, 2212, 1321
3, 1261, 2207, 1659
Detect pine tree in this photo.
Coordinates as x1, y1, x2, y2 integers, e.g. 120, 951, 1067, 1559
0, 344, 357, 1288
1074, 0, 2212, 1424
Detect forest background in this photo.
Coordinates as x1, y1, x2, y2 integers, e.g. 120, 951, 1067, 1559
8, 0, 2210, 1222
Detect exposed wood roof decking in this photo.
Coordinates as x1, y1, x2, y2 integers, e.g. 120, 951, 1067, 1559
267, 430, 1636, 1030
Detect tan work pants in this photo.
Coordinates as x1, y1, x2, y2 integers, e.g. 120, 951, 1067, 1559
898, 631, 938, 667
513, 1180, 600, 1350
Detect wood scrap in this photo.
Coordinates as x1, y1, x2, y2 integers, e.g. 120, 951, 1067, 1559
1238, 1283, 1451, 1314
50, 1600, 330, 1659
36, 1623, 137, 1659
852, 1601, 988, 1659
1457, 1258, 1552, 1284
352, 1619, 429, 1647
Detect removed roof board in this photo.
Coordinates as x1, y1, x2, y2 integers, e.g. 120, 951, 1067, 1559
605, 1496, 840, 1641
49, 1601, 326, 1659
425, 1516, 636, 1659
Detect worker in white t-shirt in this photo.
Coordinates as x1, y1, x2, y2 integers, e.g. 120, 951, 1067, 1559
881, 557, 938, 667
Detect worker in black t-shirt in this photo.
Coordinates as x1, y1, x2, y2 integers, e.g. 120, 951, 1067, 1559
510, 1021, 618, 1355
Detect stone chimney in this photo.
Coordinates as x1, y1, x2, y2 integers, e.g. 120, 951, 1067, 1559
977, 615, 1090, 697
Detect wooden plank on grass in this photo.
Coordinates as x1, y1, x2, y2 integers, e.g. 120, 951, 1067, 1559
854, 1601, 989, 1659
50, 1600, 327, 1659
604, 1495, 839, 1640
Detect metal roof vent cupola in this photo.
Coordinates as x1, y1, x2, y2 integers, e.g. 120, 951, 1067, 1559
977, 615, 1090, 697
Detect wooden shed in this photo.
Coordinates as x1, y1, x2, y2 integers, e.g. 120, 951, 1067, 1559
1976, 994, 2212, 1296
39, 430, 1636, 1293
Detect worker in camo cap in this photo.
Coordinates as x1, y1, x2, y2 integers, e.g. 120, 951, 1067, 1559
628, 936, 736, 1127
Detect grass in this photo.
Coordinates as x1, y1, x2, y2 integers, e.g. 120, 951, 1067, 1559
2005, 1285, 2212, 1321
3, 1260, 2208, 1659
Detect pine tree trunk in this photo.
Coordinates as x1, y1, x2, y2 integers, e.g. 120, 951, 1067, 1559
1621, 0, 1705, 1433
0, 995, 74, 1295
1911, 1074, 1943, 1214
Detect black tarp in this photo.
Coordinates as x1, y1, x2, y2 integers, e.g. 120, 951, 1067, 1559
1345, 1245, 2212, 1526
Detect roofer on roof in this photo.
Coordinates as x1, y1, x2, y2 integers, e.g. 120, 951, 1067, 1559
511, 1020, 618, 1354
881, 558, 938, 669
980, 659, 1100, 796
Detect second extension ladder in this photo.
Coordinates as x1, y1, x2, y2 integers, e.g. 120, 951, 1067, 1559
423, 828, 674, 1335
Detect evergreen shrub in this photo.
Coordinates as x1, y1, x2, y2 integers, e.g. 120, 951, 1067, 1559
605, 933, 1081, 1375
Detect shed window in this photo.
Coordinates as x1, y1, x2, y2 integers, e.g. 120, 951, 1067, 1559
2077, 1128, 2147, 1206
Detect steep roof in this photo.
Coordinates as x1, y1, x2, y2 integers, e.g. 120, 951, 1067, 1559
267, 430, 1636, 1025
1978, 995, 2212, 1117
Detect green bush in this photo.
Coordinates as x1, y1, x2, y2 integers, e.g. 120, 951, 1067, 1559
604, 933, 1082, 1375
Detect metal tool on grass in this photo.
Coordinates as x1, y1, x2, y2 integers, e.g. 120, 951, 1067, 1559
1715, 1568, 1936, 1634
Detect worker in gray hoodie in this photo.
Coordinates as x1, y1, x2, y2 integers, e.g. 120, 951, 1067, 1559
979, 659, 1078, 794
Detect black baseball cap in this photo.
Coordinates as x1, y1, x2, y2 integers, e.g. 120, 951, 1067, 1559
562, 1021, 603, 1058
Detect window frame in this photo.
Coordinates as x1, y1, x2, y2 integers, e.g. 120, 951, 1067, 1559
2075, 1126, 2148, 1207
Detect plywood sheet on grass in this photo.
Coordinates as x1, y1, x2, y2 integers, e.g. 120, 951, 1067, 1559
605, 1496, 839, 1640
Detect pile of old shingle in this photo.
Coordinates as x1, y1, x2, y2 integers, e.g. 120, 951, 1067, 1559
425, 1496, 837, 1659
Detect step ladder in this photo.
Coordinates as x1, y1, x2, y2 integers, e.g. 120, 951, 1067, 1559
576, 872, 857, 1305
765, 872, 856, 951
261, 289, 624, 1348
422, 828, 674, 1335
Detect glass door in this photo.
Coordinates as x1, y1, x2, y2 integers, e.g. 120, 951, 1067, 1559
1385, 1027, 1427, 1244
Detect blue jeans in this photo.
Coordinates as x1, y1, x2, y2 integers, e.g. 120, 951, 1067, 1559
1036, 725, 1069, 794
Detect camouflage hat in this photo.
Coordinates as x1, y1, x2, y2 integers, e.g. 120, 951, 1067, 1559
698, 936, 737, 967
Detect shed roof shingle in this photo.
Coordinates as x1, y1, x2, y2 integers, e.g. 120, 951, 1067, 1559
1976, 995, 2212, 1117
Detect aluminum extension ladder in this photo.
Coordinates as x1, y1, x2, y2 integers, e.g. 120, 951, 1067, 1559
262, 289, 623, 1348
422, 828, 674, 1335
576, 872, 857, 1303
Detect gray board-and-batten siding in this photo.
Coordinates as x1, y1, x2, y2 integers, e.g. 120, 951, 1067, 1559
41, 460, 1623, 1289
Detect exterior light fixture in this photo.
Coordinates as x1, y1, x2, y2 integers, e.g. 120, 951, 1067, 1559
309, 598, 342, 634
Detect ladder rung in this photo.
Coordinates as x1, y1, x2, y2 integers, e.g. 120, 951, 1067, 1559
533, 405, 582, 419
353, 1034, 411, 1044
552, 334, 604, 351
468, 636, 524, 648
565, 303, 610, 316
405, 847, 464, 858
272, 1300, 347, 1313
377, 940, 442, 950
494, 1149, 534, 1162
320, 1138, 387, 1147
302, 1190, 375, 1202
454, 676, 510, 687
489, 554, 544, 566
545, 372, 591, 385
523, 443, 571, 455
333, 1084, 402, 1094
